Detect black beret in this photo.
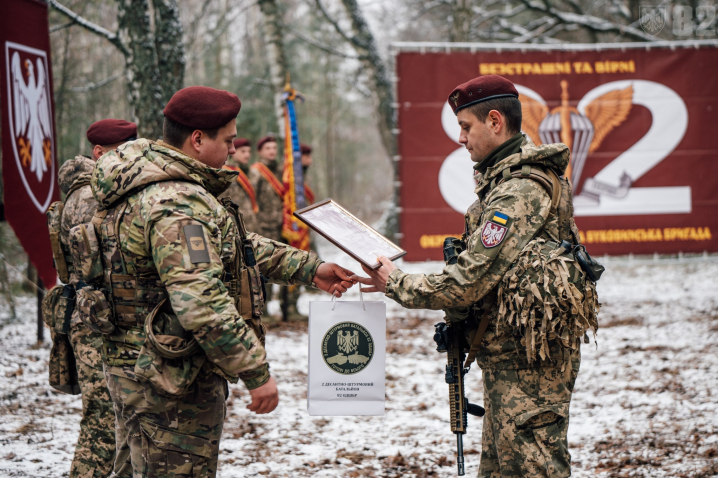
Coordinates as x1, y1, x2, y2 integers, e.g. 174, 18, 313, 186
233, 138, 251, 148
163, 86, 241, 129
300, 143, 312, 155
448, 75, 519, 115
257, 136, 277, 151
86, 119, 137, 145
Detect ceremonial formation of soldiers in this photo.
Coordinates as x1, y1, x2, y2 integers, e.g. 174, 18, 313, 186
41, 75, 599, 477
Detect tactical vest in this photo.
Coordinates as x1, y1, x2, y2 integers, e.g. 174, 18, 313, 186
459, 164, 599, 368
42, 179, 91, 396
70, 182, 266, 396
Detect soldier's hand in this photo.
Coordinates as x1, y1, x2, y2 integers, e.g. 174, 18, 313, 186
352, 256, 397, 294
247, 376, 279, 414
313, 263, 356, 297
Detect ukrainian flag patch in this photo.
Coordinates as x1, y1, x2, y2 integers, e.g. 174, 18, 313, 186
491, 212, 509, 225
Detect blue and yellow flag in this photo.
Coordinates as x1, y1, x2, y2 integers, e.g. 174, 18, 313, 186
281, 79, 310, 250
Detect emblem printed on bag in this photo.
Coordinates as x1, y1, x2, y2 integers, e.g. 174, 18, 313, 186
322, 322, 374, 375
481, 216, 508, 248
183, 225, 210, 263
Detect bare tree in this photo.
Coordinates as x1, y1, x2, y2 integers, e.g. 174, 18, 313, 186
46, 0, 185, 138
258, 0, 291, 135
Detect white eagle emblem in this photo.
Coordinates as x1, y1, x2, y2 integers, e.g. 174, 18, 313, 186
481, 221, 507, 248
5, 42, 56, 212
337, 330, 359, 354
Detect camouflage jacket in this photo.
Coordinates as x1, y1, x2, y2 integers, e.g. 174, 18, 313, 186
386, 137, 576, 367
219, 163, 259, 233
58, 156, 98, 306
92, 139, 323, 387
249, 159, 284, 241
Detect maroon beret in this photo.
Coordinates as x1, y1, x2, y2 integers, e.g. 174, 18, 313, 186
163, 86, 241, 130
300, 143, 312, 155
86, 119, 137, 145
448, 75, 519, 115
233, 138, 251, 148
257, 136, 277, 151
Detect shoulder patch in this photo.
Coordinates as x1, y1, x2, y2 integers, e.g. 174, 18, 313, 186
481, 215, 510, 249
184, 224, 210, 263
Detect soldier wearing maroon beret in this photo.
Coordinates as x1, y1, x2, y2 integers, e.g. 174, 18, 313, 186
86, 118, 137, 160
86, 86, 357, 477
249, 135, 283, 242
48, 117, 139, 477
356, 75, 597, 477
219, 138, 258, 232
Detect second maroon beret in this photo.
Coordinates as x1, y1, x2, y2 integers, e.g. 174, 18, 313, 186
163, 86, 241, 130
300, 143, 312, 155
448, 75, 519, 115
257, 136, 277, 151
233, 138, 251, 148
86, 119, 137, 145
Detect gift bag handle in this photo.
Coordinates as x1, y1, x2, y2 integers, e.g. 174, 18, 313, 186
331, 289, 366, 311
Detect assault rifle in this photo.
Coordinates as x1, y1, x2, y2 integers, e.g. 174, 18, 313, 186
434, 237, 485, 476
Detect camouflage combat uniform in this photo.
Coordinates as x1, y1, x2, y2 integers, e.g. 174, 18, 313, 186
88, 139, 323, 477
385, 137, 599, 477
219, 162, 259, 232
57, 156, 119, 478
249, 159, 284, 242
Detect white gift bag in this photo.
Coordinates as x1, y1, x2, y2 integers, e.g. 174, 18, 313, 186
307, 295, 386, 416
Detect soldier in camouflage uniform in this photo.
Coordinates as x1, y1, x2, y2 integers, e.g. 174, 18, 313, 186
219, 137, 258, 232
55, 119, 137, 478
82, 87, 355, 477
249, 136, 283, 241
356, 76, 599, 477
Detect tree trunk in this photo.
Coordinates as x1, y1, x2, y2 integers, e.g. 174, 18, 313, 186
116, 0, 165, 139
257, 0, 290, 136
338, 0, 396, 159
449, 0, 473, 42
152, 0, 185, 105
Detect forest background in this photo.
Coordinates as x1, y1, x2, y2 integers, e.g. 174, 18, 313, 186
0, 0, 711, 309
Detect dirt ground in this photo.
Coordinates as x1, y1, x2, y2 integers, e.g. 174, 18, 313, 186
1, 256, 717, 477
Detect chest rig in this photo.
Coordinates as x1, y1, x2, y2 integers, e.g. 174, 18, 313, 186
80, 187, 266, 371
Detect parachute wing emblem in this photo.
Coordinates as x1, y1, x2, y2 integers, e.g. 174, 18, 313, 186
518, 93, 548, 146
584, 85, 633, 153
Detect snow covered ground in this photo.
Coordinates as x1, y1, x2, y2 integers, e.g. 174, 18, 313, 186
1, 242, 717, 477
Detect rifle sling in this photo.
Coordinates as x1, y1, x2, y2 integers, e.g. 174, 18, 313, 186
464, 296, 494, 369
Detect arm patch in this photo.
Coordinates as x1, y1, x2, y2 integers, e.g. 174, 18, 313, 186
183, 224, 210, 263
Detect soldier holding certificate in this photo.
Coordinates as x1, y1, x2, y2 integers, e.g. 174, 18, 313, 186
356, 75, 600, 477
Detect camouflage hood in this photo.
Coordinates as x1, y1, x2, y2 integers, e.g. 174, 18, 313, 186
58, 155, 94, 195
475, 135, 569, 193
92, 138, 236, 210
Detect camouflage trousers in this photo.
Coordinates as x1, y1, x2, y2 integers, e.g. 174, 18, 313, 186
107, 369, 227, 477
478, 349, 580, 477
68, 323, 118, 478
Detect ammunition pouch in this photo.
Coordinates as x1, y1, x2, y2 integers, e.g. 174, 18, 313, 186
41, 284, 76, 334
46, 201, 72, 284
76, 286, 115, 335
70, 222, 104, 283
134, 299, 206, 398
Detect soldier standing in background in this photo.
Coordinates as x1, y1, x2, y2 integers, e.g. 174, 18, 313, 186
356, 75, 599, 477
249, 136, 284, 241
45, 119, 137, 478
300, 143, 315, 205
220, 137, 259, 232
83, 86, 356, 477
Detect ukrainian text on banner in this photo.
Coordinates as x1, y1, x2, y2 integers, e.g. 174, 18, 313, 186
308, 299, 386, 416
0, 0, 60, 286
395, 42, 718, 258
